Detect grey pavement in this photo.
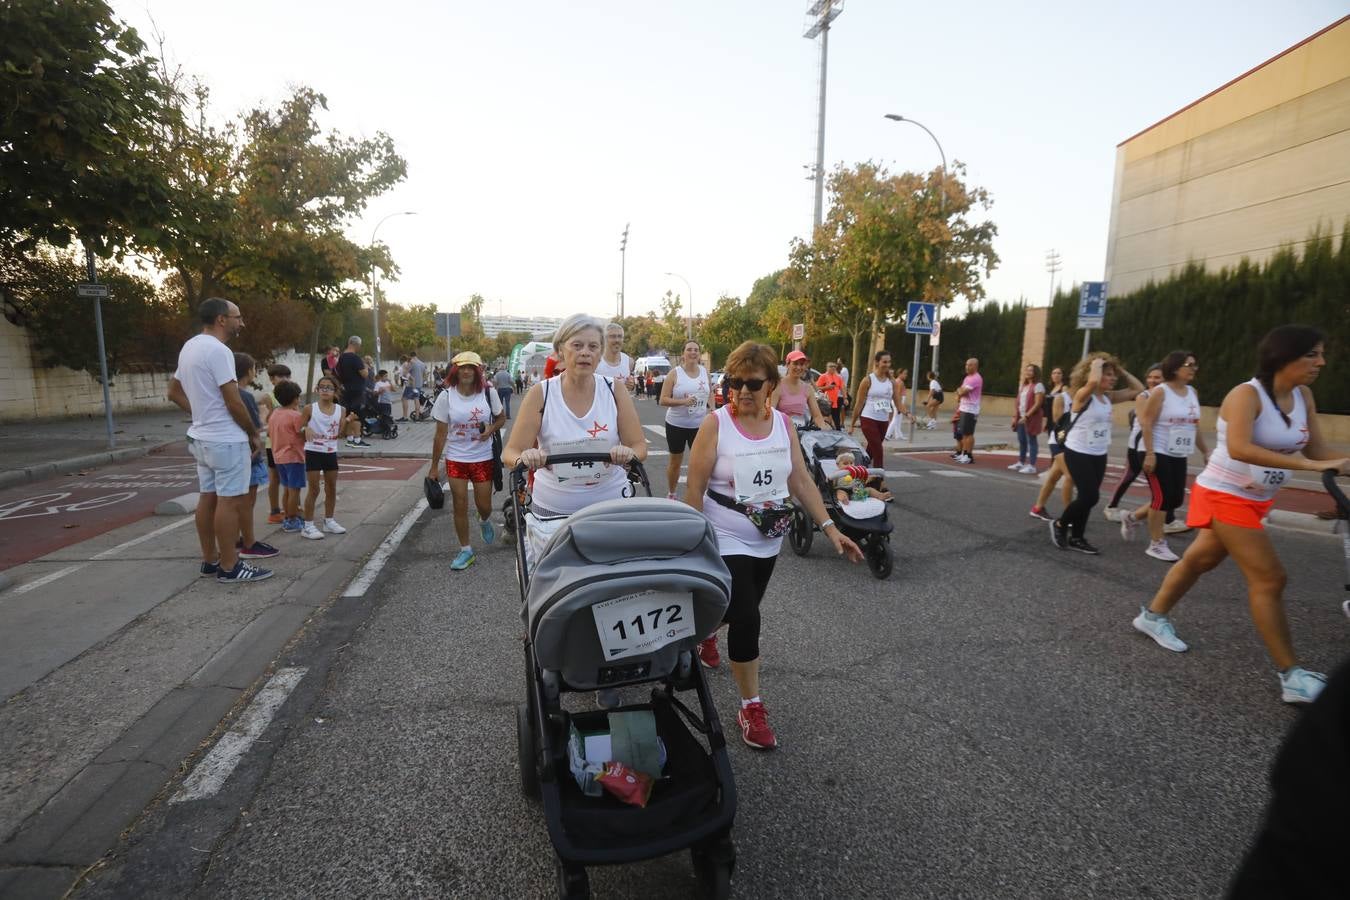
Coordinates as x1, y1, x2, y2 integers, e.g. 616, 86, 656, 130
72, 441, 1349, 899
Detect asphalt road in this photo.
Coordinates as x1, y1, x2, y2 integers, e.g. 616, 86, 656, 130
75, 401, 1349, 899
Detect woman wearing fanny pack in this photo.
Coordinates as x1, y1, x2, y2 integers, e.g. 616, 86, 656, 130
1131, 326, 1349, 705
685, 341, 862, 750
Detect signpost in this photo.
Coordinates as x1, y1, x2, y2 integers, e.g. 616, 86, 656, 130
905, 302, 936, 441
79, 250, 115, 449
791, 322, 805, 341
1078, 281, 1108, 357
435, 312, 462, 365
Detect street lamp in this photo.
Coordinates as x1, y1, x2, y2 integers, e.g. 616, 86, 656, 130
370, 211, 417, 371
884, 114, 947, 441
664, 272, 694, 340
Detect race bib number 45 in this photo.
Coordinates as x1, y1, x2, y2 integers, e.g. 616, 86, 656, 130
733, 446, 790, 505
592, 589, 695, 661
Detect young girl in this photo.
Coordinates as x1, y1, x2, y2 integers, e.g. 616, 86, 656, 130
923, 371, 943, 428
234, 353, 278, 560
299, 375, 355, 540
258, 363, 292, 524
267, 380, 307, 532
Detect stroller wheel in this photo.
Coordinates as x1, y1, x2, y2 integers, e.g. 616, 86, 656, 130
691, 836, 736, 900
555, 859, 589, 899
516, 703, 540, 799
501, 498, 517, 534
788, 506, 813, 557
865, 538, 894, 580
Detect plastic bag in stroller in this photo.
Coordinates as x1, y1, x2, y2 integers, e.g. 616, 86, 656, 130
510, 454, 739, 899
789, 428, 895, 580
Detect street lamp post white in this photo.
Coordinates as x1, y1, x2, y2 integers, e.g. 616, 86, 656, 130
664, 272, 694, 341
369, 211, 417, 372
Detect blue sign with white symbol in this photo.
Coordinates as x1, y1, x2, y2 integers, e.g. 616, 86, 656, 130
906, 301, 936, 335
1078, 282, 1108, 330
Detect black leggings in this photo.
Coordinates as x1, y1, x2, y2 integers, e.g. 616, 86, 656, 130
1146, 453, 1189, 513
1108, 447, 1176, 522
1058, 448, 1108, 539
721, 554, 777, 662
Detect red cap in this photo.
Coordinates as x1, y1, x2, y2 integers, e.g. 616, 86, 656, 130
785, 350, 807, 363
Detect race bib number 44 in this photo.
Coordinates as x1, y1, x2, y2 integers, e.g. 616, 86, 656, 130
549, 437, 611, 485
733, 447, 790, 505
592, 589, 695, 661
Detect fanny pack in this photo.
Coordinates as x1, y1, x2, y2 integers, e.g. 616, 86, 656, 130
706, 489, 792, 538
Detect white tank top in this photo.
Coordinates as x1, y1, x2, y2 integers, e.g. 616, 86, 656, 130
594, 352, 632, 381
303, 402, 343, 454
1196, 380, 1309, 502
664, 365, 711, 429
531, 375, 627, 515
1151, 383, 1201, 458
703, 407, 794, 559
862, 376, 895, 421
1063, 394, 1113, 456
1047, 387, 1068, 446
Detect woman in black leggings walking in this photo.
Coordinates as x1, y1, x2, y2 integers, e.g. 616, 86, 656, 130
1049, 353, 1143, 554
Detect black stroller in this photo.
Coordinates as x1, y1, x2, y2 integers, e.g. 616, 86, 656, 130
356, 390, 398, 440
406, 385, 438, 422
790, 429, 895, 579
511, 454, 738, 899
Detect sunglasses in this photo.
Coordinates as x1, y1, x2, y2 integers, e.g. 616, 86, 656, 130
726, 377, 767, 392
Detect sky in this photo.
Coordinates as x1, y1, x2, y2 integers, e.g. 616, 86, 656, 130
111, 0, 1347, 324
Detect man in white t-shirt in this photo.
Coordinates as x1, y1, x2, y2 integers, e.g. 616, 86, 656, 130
167, 298, 272, 583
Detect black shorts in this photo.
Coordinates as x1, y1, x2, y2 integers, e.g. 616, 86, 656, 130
265, 448, 276, 468
666, 422, 700, 454
305, 450, 339, 472
958, 412, 978, 436
341, 386, 364, 412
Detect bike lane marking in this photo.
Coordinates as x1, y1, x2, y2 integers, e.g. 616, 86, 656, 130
10, 516, 197, 595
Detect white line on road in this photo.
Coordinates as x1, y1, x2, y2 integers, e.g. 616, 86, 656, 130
883, 471, 919, 478
932, 470, 977, 478
342, 498, 428, 598
171, 667, 308, 803
643, 424, 665, 439
11, 515, 197, 595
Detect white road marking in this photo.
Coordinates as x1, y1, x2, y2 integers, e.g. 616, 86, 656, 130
171, 667, 308, 802
11, 515, 197, 595
643, 424, 665, 439
932, 470, 977, 478
342, 498, 428, 598
883, 471, 919, 478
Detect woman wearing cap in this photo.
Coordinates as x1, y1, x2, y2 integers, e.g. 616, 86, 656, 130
848, 350, 905, 467
816, 361, 847, 430
428, 351, 507, 571
1131, 325, 1349, 705
660, 339, 712, 499
773, 350, 828, 431
686, 341, 862, 750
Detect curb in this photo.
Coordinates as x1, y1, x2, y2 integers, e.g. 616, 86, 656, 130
154, 493, 199, 516
0, 445, 167, 491
886, 440, 1010, 455
0, 572, 13, 593
1266, 509, 1343, 536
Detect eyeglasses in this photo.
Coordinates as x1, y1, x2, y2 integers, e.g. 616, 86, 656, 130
725, 377, 768, 392
1183, 362, 1199, 369
316, 385, 336, 392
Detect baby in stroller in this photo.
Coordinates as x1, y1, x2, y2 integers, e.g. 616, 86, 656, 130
831, 450, 893, 514
793, 429, 895, 579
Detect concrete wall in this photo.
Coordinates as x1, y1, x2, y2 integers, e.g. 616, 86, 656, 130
1104, 18, 1350, 295
1020, 307, 1050, 370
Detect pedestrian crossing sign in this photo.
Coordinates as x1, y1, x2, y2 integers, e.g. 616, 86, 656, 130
906, 301, 936, 335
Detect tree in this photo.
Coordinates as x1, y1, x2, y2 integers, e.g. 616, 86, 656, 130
491, 331, 533, 364
385, 302, 437, 356
0, 0, 177, 259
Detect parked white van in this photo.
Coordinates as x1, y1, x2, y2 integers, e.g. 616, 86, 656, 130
633, 356, 671, 398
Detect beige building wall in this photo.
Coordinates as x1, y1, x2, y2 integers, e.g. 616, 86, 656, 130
1020, 306, 1049, 370
1104, 17, 1350, 295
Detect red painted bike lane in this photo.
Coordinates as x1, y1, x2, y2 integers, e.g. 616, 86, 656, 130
0, 444, 427, 571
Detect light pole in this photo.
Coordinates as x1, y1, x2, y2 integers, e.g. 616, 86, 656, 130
804, 1, 844, 230
884, 114, 947, 442
369, 211, 417, 371
664, 272, 693, 340
619, 223, 630, 319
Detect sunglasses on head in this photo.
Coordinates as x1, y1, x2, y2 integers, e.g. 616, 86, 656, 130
726, 377, 767, 392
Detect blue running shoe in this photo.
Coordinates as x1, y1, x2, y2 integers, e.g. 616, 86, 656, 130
480, 519, 496, 545
1280, 667, 1327, 704
282, 517, 302, 533
450, 548, 476, 571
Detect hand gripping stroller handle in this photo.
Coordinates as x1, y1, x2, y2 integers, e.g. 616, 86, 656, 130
509, 454, 649, 491
1323, 469, 1350, 516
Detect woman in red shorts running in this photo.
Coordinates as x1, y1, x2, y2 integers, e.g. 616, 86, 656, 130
428, 351, 506, 571
1130, 325, 1349, 704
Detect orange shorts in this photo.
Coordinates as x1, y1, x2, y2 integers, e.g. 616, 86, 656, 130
1186, 483, 1274, 530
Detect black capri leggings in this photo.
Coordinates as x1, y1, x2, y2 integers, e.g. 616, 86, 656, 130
1058, 448, 1108, 539
721, 554, 778, 663
1146, 453, 1189, 513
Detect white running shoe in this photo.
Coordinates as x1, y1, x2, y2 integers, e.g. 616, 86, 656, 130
1132, 607, 1188, 652
1163, 519, 1191, 535
1103, 507, 1122, 522
1007, 462, 1024, 471
1019, 464, 1038, 474
1145, 540, 1180, 562
301, 522, 324, 540
955, 454, 973, 464
1120, 510, 1142, 542
1280, 667, 1327, 704
323, 517, 347, 534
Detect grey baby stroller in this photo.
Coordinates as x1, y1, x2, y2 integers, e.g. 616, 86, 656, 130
791, 429, 895, 579
511, 454, 738, 899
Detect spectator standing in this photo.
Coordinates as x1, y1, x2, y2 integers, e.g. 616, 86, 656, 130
953, 358, 984, 464
233, 353, 278, 561
492, 366, 515, 420
1009, 364, 1045, 474
258, 363, 291, 524
816, 361, 846, 430
299, 374, 353, 540
923, 371, 943, 428
333, 337, 370, 447
374, 370, 395, 420
319, 346, 339, 376
165, 298, 273, 583
402, 352, 427, 421
267, 381, 307, 533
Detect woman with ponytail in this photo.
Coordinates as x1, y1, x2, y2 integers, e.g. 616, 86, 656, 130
1130, 325, 1350, 705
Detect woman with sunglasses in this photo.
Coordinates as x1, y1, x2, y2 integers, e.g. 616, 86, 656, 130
660, 339, 711, 499
685, 342, 863, 750
773, 350, 828, 430
1119, 351, 1209, 561
848, 350, 905, 467
1132, 326, 1349, 704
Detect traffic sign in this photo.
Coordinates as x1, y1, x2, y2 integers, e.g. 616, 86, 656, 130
77, 283, 109, 298
791, 323, 805, 341
1078, 282, 1108, 330
905, 301, 935, 335
434, 312, 461, 338
929, 321, 941, 346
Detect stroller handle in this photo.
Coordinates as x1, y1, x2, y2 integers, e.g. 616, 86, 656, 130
509, 454, 649, 488
1322, 469, 1350, 516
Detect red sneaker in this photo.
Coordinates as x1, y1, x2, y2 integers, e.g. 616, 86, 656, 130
737, 701, 777, 749
267, 512, 284, 524
697, 636, 721, 669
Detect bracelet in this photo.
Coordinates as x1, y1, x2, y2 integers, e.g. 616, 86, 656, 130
820, 518, 835, 531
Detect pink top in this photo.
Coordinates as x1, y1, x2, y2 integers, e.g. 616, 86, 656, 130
268, 408, 305, 465
776, 382, 810, 418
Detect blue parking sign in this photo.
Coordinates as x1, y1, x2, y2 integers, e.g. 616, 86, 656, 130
906, 301, 936, 335
1078, 282, 1107, 330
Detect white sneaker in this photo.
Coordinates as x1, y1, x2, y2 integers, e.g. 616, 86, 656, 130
1103, 507, 1122, 522
1007, 462, 1023, 471
301, 522, 324, 540
955, 454, 973, 464
1020, 464, 1038, 474
1163, 519, 1191, 535
1145, 540, 1180, 562
1132, 607, 1188, 652
1120, 510, 1142, 542
323, 517, 347, 534
1280, 667, 1327, 704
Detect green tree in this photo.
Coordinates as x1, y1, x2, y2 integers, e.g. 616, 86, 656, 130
0, 0, 177, 259
385, 302, 437, 356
